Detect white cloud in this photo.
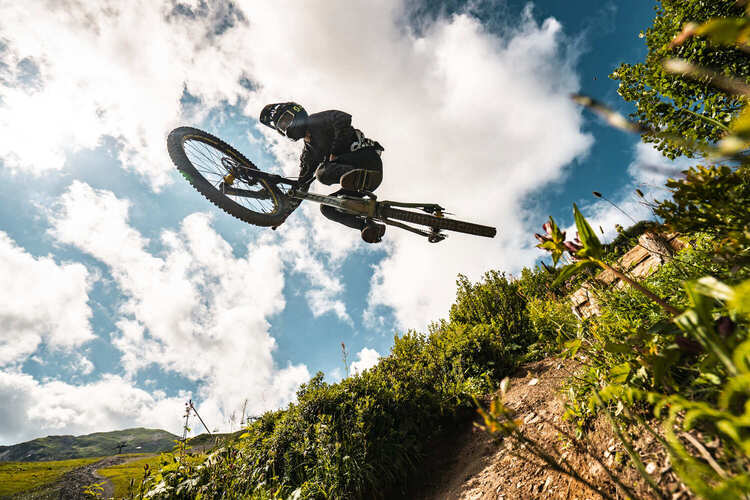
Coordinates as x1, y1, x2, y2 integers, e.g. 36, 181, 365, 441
0, 232, 94, 366
0, 0, 605, 440
350, 347, 380, 375
202, 1, 592, 330
574, 142, 693, 242
72, 354, 95, 376
0, 0, 250, 188
47, 181, 309, 424
1, 1, 593, 331
275, 222, 352, 324
0, 370, 187, 445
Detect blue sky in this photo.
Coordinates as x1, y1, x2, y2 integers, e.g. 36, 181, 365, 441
0, 0, 689, 444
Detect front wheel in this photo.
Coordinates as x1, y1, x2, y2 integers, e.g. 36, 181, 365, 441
167, 127, 294, 227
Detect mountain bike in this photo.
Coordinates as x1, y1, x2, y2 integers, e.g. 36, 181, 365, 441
167, 127, 496, 243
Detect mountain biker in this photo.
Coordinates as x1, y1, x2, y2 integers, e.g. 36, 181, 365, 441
260, 102, 386, 243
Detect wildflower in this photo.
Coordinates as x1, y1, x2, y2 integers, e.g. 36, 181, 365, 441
564, 240, 583, 256
534, 232, 551, 243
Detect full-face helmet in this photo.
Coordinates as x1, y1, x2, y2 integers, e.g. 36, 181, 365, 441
259, 102, 308, 140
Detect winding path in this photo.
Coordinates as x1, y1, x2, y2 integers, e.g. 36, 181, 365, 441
56, 456, 121, 499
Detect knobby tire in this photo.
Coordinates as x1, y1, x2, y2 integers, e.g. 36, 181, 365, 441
380, 206, 496, 238
167, 127, 294, 227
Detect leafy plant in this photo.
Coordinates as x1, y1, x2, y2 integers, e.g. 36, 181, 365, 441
594, 277, 750, 499
610, 0, 749, 159
655, 164, 750, 269
537, 203, 683, 316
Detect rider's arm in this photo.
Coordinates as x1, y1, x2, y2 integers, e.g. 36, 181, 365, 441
328, 110, 352, 156
297, 144, 317, 188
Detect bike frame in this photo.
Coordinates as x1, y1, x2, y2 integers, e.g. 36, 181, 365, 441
221, 167, 449, 240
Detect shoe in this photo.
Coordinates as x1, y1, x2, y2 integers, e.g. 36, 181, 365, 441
340, 169, 382, 192
361, 221, 386, 243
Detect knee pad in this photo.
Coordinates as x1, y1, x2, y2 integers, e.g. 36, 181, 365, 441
314, 164, 326, 182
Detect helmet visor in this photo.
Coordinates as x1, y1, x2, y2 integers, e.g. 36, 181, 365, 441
275, 110, 295, 135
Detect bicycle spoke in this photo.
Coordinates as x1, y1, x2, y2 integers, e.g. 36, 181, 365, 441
183, 138, 279, 215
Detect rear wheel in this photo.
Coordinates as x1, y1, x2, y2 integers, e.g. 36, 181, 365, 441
167, 127, 294, 227
380, 206, 496, 238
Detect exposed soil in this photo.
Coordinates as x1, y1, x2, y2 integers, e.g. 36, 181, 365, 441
404, 358, 695, 499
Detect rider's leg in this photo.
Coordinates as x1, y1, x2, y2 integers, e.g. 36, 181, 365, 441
319, 193, 386, 244
315, 148, 383, 190
320, 205, 365, 230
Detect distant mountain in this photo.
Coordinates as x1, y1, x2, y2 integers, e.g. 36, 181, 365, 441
0, 428, 180, 462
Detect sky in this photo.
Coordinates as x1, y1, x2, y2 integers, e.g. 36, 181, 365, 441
0, 0, 694, 445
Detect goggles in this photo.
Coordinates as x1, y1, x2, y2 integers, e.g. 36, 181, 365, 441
275, 110, 295, 135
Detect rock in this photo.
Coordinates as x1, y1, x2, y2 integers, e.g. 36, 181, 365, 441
646, 462, 657, 475
589, 462, 603, 476
528, 378, 539, 386
543, 476, 552, 491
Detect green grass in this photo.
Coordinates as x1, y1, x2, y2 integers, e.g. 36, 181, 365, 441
0, 456, 103, 496
97, 455, 164, 498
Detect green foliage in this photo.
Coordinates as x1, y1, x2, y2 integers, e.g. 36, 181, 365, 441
96, 454, 163, 499
656, 164, 750, 267
143, 268, 545, 499
524, 295, 578, 359
449, 271, 533, 359
611, 0, 749, 158
593, 278, 750, 499
559, 236, 741, 423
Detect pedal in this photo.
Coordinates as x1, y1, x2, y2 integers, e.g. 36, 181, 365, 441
428, 229, 446, 243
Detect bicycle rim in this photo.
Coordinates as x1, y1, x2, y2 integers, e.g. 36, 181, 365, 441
168, 127, 292, 227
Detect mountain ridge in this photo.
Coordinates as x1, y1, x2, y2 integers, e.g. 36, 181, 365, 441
0, 427, 179, 462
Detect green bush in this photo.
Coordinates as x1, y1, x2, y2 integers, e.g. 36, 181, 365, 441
524, 295, 578, 360
145, 269, 542, 499
656, 164, 750, 268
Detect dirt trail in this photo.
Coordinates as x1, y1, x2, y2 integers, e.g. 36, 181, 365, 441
14, 454, 151, 499
56, 456, 120, 499
405, 358, 694, 499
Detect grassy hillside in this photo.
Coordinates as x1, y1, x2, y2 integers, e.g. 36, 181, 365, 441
0, 456, 102, 497
97, 454, 164, 499
0, 428, 178, 462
